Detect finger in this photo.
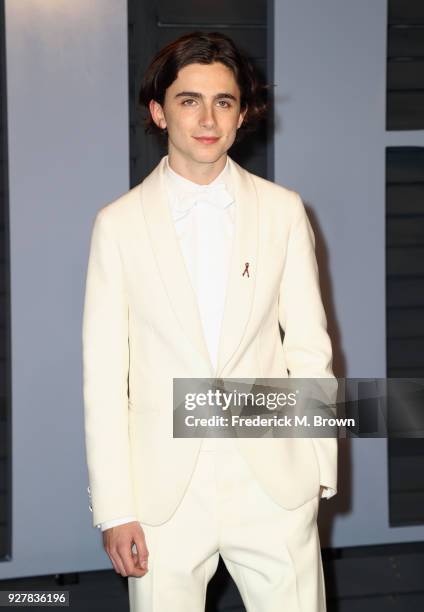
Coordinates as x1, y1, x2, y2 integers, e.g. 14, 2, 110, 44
132, 551, 149, 574
109, 551, 128, 577
126, 560, 148, 578
103, 535, 125, 575
119, 547, 146, 578
130, 545, 142, 570
133, 538, 149, 570
109, 556, 122, 575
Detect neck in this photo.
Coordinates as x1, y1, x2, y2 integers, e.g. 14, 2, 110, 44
167, 151, 227, 185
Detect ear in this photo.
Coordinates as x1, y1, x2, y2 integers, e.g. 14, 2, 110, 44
149, 99, 167, 130
237, 106, 248, 129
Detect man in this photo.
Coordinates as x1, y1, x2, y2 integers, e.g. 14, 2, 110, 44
82, 31, 337, 611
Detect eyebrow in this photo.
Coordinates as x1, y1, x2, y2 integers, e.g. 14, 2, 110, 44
174, 91, 238, 102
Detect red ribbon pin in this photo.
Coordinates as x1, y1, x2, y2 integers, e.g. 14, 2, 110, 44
242, 262, 250, 277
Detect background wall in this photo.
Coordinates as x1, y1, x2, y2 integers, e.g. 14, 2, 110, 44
1, 0, 129, 578
274, 0, 424, 546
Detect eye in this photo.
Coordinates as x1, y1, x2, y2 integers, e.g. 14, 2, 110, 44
182, 98, 197, 106
217, 100, 231, 108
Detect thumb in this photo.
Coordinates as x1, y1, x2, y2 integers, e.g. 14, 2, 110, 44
133, 536, 149, 570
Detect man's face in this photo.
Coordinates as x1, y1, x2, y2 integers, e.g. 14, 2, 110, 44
149, 62, 247, 168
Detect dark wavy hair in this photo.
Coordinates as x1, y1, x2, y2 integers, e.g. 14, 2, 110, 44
138, 31, 268, 142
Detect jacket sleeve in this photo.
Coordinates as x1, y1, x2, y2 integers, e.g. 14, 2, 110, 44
82, 209, 137, 526
278, 193, 338, 498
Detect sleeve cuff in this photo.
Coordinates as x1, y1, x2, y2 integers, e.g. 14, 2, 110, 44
97, 515, 138, 531
320, 486, 337, 500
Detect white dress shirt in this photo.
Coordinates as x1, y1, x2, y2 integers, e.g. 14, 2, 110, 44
97, 155, 333, 530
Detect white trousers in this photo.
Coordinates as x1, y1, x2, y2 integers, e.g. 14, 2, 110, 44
128, 439, 326, 611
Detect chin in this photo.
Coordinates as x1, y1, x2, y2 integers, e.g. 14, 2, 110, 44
190, 148, 227, 164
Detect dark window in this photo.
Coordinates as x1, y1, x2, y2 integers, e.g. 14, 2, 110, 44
387, 0, 424, 130
386, 147, 424, 526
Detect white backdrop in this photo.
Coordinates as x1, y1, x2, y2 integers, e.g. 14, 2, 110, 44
1, 0, 129, 578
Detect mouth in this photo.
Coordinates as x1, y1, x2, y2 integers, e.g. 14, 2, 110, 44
193, 136, 220, 145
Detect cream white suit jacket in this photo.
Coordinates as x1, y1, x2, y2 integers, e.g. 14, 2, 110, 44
82, 155, 338, 528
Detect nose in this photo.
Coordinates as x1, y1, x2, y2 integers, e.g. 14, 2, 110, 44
199, 103, 216, 129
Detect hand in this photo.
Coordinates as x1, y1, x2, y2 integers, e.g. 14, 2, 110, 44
102, 521, 149, 578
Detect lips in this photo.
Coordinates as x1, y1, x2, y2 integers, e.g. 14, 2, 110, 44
194, 136, 219, 144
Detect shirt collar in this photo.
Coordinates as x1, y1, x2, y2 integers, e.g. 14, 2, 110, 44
164, 155, 233, 199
